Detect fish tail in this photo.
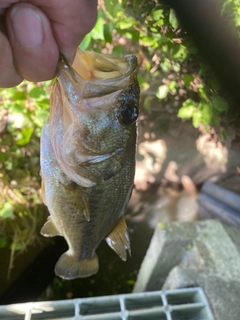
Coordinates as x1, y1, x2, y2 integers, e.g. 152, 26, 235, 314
55, 251, 99, 280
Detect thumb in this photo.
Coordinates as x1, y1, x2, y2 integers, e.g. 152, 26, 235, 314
7, 2, 59, 82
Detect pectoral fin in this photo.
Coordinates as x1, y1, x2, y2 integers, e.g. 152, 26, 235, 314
41, 217, 61, 237
62, 181, 90, 221
105, 217, 131, 261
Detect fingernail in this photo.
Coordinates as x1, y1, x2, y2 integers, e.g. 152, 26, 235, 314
10, 6, 43, 48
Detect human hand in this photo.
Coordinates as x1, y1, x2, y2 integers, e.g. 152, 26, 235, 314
0, 0, 98, 87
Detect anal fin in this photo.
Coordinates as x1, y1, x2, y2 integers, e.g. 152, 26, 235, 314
105, 217, 131, 261
41, 217, 61, 237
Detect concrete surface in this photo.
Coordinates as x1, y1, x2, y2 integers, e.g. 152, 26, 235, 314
133, 219, 240, 320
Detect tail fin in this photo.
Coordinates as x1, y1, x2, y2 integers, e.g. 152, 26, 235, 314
55, 251, 99, 280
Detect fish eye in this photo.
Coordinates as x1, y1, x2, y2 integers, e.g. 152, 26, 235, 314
118, 102, 138, 125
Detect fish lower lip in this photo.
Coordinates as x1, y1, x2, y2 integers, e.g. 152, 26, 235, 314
58, 52, 77, 80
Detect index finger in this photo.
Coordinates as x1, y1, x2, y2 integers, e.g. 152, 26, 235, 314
29, 0, 98, 63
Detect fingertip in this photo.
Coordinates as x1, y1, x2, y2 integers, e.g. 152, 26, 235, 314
48, 0, 98, 64
7, 3, 59, 82
2, 74, 23, 88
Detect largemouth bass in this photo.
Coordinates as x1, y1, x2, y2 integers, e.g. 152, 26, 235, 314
40, 49, 140, 279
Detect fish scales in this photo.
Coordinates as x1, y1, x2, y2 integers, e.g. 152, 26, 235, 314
40, 49, 140, 279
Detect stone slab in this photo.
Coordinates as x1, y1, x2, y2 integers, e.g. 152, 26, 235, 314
133, 219, 240, 319
133, 221, 196, 292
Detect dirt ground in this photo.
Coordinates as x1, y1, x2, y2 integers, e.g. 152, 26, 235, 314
127, 97, 240, 227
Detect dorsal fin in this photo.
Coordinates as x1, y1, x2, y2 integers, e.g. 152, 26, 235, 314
105, 217, 131, 261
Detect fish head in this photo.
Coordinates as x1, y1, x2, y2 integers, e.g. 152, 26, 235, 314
50, 49, 140, 183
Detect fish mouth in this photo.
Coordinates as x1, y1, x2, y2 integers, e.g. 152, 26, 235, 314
57, 49, 138, 97
71, 49, 137, 81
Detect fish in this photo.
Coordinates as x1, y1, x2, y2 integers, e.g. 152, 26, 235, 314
40, 49, 140, 280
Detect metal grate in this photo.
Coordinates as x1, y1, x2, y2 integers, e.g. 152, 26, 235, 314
0, 287, 214, 320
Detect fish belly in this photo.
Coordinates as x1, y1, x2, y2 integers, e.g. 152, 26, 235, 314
41, 121, 99, 279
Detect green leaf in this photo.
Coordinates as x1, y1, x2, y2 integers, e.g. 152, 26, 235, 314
178, 99, 197, 119
4, 160, 13, 170
16, 127, 33, 146
1, 88, 17, 99
118, 16, 136, 29
211, 95, 228, 112
79, 33, 92, 50
112, 45, 124, 55
13, 91, 26, 101
169, 9, 179, 30
169, 81, 177, 94
156, 85, 169, 99
145, 60, 151, 73
9, 103, 26, 115
140, 36, 156, 46
192, 110, 202, 128
201, 102, 214, 124
90, 15, 104, 40
198, 85, 209, 101
182, 74, 194, 87
143, 96, 152, 110
173, 63, 180, 72
104, 24, 112, 43
105, 0, 121, 17
128, 29, 139, 42
41, 80, 53, 88
36, 98, 50, 110
35, 127, 42, 138
29, 87, 46, 99
0, 203, 14, 219
172, 44, 188, 61
137, 75, 150, 91
0, 237, 7, 248
161, 59, 171, 72
151, 9, 164, 21
32, 109, 49, 128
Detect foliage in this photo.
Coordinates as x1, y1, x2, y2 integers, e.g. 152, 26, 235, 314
80, 0, 239, 130
0, 81, 50, 274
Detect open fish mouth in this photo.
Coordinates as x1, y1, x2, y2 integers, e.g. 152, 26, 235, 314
72, 50, 133, 80
57, 49, 138, 99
